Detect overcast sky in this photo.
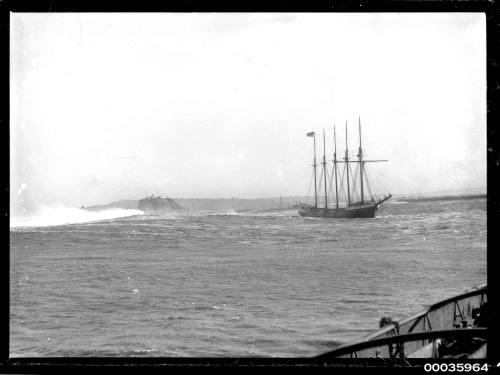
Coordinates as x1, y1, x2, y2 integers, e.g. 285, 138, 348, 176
10, 13, 486, 212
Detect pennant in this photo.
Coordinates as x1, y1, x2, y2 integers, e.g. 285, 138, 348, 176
306, 132, 315, 137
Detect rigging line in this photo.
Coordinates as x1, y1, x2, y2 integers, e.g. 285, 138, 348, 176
364, 164, 376, 201
327, 167, 335, 204
355, 165, 361, 203
330, 161, 340, 203
364, 167, 372, 195
351, 164, 359, 203
343, 159, 350, 204
338, 166, 347, 206
337, 164, 344, 196
323, 167, 330, 205
364, 167, 374, 201
370, 167, 380, 200
364, 168, 376, 201
317, 168, 324, 205
305, 169, 314, 205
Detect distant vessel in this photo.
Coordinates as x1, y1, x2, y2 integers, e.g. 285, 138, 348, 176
298, 118, 391, 218
138, 194, 182, 214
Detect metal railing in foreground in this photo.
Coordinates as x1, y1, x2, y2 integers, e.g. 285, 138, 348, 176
314, 285, 487, 358
315, 328, 487, 359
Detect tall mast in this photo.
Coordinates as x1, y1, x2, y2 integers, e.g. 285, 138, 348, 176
333, 124, 339, 208
313, 132, 318, 208
322, 129, 328, 209
358, 116, 364, 204
345, 121, 351, 206
306, 131, 318, 208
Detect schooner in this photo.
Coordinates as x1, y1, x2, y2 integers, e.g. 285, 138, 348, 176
298, 118, 391, 218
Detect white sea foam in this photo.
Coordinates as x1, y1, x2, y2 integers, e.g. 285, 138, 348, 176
10, 205, 144, 228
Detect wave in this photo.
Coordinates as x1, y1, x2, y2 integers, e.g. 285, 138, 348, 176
10, 205, 144, 228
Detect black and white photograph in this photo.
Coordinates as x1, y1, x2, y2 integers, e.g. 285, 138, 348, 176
9, 12, 487, 363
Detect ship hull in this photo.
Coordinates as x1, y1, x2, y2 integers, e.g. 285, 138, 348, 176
298, 203, 378, 218
138, 196, 182, 214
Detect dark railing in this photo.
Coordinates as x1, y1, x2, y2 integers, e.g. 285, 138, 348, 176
315, 285, 487, 358
315, 328, 486, 359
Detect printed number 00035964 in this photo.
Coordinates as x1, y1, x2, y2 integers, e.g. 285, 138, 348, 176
423, 363, 489, 372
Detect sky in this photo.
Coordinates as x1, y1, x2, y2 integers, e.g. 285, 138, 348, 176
10, 13, 486, 213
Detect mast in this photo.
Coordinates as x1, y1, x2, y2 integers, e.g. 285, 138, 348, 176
306, 131, 318, 208
345, 121, 351, 206
322, 129, 328, 209
358, 117, 364, 204
333, 125, 339, 208
313, 133, 318, 208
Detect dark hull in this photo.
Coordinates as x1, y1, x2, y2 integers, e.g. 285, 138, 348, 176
138, 197, 182, 213
298, 203, 378, 218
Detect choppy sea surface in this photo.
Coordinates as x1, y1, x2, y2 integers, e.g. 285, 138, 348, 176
10, 198, 486, 357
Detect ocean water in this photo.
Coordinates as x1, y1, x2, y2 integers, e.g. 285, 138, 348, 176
10, 198, 487, 357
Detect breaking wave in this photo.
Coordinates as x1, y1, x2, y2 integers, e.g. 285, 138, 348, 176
10, 205, 144, 228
